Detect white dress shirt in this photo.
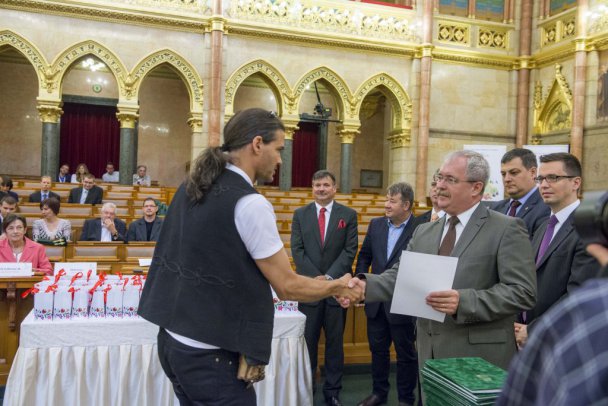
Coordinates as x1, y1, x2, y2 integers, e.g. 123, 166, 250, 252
441, 202, 481, 246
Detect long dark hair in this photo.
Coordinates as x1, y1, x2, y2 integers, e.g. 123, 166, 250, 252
186, 108, 284, 201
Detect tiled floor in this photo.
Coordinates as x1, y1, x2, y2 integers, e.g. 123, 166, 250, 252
1, 367, 414, 406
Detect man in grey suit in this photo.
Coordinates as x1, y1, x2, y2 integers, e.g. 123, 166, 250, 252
68, 174, 103, 205
127, 197, 163, 242
491, 148, 550, 240
514, 152, 598, 348
346, 150, 537, 371
291, 170, 358, 406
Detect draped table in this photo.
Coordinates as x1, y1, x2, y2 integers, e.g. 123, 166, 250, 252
3, 311, 311, 406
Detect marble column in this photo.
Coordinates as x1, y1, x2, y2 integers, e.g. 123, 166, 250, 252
415, 0, 434, 200
571, 0, 589, 160
208, 1, 224, 147
37, 102, 63, 177
318, 121, 329, 169
279, 122, 299, 191
188, 113, 206, 163
116, 110, 139, 185
338, 126, 359, 193
515, 0, 533, 147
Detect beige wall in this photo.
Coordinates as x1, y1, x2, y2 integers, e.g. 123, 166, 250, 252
354, 98, 387, 192
138, 74, 192, 187
62, 63, 119, 99
0, 60, 42, 176
430, 62, 514, 135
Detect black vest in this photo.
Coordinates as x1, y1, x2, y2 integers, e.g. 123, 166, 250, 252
139, 170, 274, 362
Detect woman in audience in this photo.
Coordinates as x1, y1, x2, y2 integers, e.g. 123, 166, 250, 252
0, 214, 53, 275
71, 163, 90, 183
32, 198, 71, 243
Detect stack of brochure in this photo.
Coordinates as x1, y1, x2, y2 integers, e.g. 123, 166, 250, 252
422, 357, 507, 405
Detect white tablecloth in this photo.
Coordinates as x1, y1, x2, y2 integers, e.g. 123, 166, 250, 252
3, 311, 311, 406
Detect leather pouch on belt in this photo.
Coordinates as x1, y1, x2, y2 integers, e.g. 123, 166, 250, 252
237, 355, 266, 387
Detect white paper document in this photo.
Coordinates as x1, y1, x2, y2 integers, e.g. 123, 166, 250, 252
138, 258, 152, 267
390, 251, 458, 322
54, 262, 97, 277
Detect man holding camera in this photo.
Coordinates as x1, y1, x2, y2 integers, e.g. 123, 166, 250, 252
514, 152, 598, 348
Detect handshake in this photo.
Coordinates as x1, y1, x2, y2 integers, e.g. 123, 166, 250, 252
332, 274, 367, 308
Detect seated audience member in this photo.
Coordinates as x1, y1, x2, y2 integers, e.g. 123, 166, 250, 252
0, 176, 19, 200
57, 163, 71, 183
32, 198, 71, 243
68, 174, 103, 205
418, 170, 445, 223
127, 198, 163, 242
71, 163, 91, 184
102, 162, 120, 183
29, 176, 60, 203
497, 244, 608, 406
80, 202, 126, 242
133, 165, 151, 186
0, 196, 18, 233
0, 214, 53, 275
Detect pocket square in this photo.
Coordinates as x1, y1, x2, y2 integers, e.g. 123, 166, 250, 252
338, 219, 346, 229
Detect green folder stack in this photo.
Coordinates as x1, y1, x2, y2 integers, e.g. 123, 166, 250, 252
421, 357, 507, 406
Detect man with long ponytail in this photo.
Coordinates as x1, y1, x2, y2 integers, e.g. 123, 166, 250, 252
139, 108, 364, 405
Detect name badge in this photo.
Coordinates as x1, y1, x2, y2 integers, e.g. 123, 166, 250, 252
54, 262, 97, 277
0, 263, 33, 277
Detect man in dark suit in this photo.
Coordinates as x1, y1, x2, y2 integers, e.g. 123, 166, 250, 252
80, 202, 126, 242
68, 173, 103, 205
57, 163, 70, 183
514, 152, 598, 348
29, 176, 61, 203
491, 148, 550, 240
355, 182, 419, 406
346, 150, 537, 372
127, 197, 163, 242
0, 196, 18, 234
291, 170, 358, 406
418, 171, 444, 224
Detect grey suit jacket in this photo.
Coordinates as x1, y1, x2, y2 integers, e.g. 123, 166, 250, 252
364, 204, 537, 370
527, 212, 598, 330
126, 217, 163, 242
491, 188, 550, 240
291, 201, 358, 306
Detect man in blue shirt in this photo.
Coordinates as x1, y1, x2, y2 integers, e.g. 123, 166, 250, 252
354, 182, 419, 406
497, 243, 608, 406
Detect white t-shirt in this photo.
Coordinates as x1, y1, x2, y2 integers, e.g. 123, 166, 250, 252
102, 172, 119, 182
167, 164, 284, 348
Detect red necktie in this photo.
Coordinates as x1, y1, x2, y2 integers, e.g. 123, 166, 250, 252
319, 207, 326, 245
508, 200, 521, 217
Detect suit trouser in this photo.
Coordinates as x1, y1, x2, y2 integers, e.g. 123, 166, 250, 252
367, 303, 418, 404
157, 328, 256, 406
299, 300, 346, 399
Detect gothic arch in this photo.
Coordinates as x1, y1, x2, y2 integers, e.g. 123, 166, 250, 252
292, 67, 353, 120
130, 49, 204, 113
50, 40, 128, 99
534, 64, 573, 137
224, 59, 290, 117
0, 30, 49, 92
353, 73, 412, 130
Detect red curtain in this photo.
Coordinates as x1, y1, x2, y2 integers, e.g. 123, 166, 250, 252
292, 122, 319, 187
59, 102, 120, 178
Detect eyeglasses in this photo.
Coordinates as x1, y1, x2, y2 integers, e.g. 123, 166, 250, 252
434, 174, 478, 185
534, 175, 577, 184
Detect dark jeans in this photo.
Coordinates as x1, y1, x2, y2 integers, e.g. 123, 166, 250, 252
157, 328, 256, 406
367, 304, 418, 404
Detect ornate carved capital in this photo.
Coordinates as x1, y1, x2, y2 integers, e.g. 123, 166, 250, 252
37, 103, 63, 123
187, 116, 203, 133
284, 125, 299, 141
338, 127, 360, 144
116, 111, 139, 129
387, 129, 411, 148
